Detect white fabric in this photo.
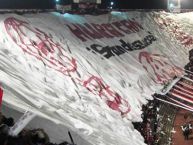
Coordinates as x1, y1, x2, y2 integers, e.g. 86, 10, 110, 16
0, 11, 192, 145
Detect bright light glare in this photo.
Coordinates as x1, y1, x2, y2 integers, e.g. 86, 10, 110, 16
56, 0, 60, 2
111, 2, 114, 5
169, 3, 174, 8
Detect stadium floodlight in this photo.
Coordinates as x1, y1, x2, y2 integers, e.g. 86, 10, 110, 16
167, 0, 181, 13
73, 0, 101, 4
96, 0, 101, 4
110, 2, 114, 6
169, 3, 174, 8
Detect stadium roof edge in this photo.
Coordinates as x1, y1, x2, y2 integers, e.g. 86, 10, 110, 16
0, 8, 193, 14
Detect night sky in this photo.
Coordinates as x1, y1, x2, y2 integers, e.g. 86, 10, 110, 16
0, 0, 192, 9
101, 0, 167, 9
0, 0, 55, 9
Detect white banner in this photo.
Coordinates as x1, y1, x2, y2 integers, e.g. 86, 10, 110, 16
0, 11, 192, 145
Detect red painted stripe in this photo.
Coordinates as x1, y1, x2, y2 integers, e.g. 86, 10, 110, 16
0, 86, 3, 108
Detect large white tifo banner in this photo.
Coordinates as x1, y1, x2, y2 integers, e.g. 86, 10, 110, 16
0, 11, 192, 145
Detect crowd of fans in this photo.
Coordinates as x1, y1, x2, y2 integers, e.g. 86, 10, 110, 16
0, 112, 75, 145
185, 49, 193, 72
181, 49, 193, 140
133, 99, 161, 145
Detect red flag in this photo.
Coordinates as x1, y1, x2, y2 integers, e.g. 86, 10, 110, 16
0, 86, 3, 108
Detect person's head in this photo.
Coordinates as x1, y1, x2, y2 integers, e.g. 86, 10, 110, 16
30, 129, 49, 145
3, 117, 14, 127
0, 124, 9, 145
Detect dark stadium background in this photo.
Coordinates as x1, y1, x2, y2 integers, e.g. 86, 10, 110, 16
0, 0, 192, 10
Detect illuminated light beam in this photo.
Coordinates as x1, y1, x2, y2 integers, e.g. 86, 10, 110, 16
178, 81, 193, 90
176, 82, 193, 91
172, 88, 193, 99
184, 69, 193, 76
155, 97, 193, 112
182, 76, 193, 83
174, 84, 193, 96
169, 91, 193, 104
168, 97, 193, 110
173, 89, 193, 99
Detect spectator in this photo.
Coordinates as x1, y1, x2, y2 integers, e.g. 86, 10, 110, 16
0, 124, 9, 145
181, 124, 190, 140
0, 112, 14, 127
0, 112, 76, 145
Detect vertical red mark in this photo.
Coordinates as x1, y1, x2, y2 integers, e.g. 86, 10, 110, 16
0, 86, 3, 108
